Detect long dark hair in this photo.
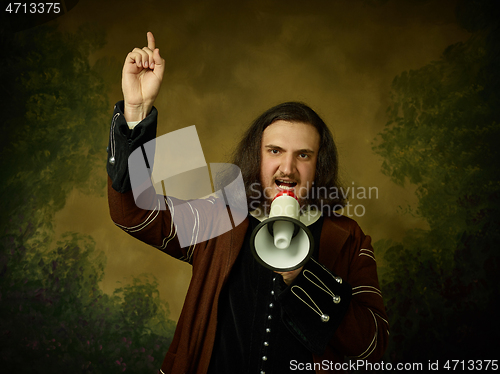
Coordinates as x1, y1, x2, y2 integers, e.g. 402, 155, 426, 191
230, 102, 346, 211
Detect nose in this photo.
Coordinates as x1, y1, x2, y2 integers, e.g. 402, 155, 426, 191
279, 154, 296, 175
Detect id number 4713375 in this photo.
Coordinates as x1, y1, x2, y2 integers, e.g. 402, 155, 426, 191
443, 360, 498, 371
5, 3, 61, 14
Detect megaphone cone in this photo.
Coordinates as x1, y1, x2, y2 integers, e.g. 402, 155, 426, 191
250, 191, 314, 272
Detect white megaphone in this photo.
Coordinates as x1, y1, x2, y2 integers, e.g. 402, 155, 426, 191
250, 191, 314, 272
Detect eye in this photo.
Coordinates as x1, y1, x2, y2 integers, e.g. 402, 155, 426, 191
269, 149, 280, 155
298, 153, 309, 159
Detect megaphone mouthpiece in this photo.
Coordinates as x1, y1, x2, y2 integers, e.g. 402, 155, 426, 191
270, 191, 300, 220
272, 220, 295, 249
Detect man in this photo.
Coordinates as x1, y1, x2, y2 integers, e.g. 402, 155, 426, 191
107, 32, 388, 374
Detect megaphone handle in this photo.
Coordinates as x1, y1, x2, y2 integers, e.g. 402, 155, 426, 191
274, 266, 304, 286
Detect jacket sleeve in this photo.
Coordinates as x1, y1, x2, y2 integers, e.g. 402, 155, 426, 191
106, 101, 158, 193
329, 231, 389, 362
277, 224, 389, 361
106, 101, 221, 263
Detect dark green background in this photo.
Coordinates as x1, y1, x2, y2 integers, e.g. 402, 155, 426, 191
1, 0, 498, 371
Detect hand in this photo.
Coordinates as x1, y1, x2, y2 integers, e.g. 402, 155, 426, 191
122, 32, 165, 122
275, 266, 303, 286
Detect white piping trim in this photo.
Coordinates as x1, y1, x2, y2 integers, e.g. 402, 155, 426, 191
352, 289, 382, 297
114, 199, 161, 232
303, 270, 338, 300
291, 285, 326, 318
310, 258, 343, 284
109, 112, 119, 159
374, 312, 389, 327
352, 308, 378, 360
359, 248, 376, 262
352, 285, 382, 297
360, 253, 376, 261
185, 202, 199, 263
165, 197, 176, 239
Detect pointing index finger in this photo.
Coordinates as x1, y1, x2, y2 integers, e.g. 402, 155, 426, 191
147, 31, 156, 50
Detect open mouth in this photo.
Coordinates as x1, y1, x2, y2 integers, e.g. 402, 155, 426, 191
275, 179, 297, 191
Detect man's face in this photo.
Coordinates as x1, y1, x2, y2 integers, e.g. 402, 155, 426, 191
260, 120, 320, 205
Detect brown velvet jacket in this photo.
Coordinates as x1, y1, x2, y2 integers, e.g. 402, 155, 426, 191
108, 181, 389, 373
107, 102, 389, 373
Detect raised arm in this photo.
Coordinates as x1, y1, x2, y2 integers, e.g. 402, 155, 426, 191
106, 32, 164, 194
107, 33, 229, 263
107, 33, 185, 258
122, 32, 165, 122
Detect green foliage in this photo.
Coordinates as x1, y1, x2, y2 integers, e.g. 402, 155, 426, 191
375, 33, 500, 246
0, 22, 176, 372
114, 274, 176, 339
373, 0, 500, 362
0, 21, 109, 235
0, 231, 175, 373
